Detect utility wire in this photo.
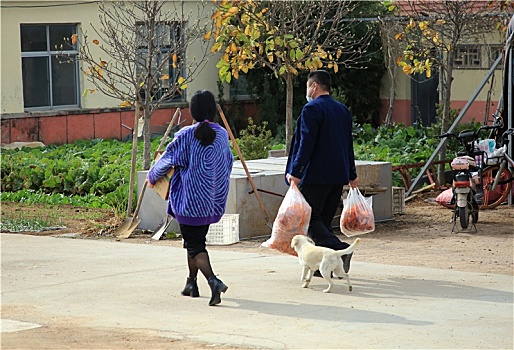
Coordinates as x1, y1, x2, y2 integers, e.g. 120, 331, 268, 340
1, 1, 97, 9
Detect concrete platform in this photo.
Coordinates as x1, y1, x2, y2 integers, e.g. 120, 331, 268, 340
2, 233, 512, 349
138, 157, 392, 239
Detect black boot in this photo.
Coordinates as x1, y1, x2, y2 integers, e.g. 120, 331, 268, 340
181, 277, 199, 297
208, 275, 228, 306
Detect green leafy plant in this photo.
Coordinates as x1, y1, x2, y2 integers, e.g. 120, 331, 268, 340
232, 118, 272, 160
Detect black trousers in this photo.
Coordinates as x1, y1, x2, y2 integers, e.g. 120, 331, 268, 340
180, 223, 209, 258
299, 183, 350, 250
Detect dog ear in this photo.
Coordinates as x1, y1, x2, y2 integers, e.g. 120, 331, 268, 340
290, 236, 297, 248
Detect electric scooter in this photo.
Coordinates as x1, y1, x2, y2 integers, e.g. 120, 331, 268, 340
438, 124, 500, 232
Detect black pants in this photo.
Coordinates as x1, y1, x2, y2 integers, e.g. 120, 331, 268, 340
299, 183, 349, 250
180, 223, 209, 258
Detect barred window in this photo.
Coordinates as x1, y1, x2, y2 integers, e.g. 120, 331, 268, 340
135, 22, 185, 103
454, 45, 481, 68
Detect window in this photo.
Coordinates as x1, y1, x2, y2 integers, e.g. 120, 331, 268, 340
486, 45, 503, 69
454, 45, 481, 68
135, 22, 185, 103
20, 24, 79, 109
229, 73, 253, 100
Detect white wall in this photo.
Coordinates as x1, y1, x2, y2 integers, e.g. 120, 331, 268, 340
0, 1, 222, 114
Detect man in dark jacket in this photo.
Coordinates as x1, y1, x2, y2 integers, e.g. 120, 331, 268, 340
286, 70, 359, 273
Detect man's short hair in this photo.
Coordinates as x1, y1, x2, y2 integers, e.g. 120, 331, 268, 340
307, 70, 331, 93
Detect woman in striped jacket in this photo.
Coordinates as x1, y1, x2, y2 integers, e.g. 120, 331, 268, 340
147, 90, 234, 306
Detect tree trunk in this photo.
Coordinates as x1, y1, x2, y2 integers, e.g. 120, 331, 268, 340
385, 60, 396, 126
437, 53, 455, 186
142, 109, 152, 170
284, 73, 294, 155
384, 39, 396, 126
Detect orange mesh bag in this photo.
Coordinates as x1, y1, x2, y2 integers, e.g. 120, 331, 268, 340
340, 187, 375, 237
262, 182, 311, 256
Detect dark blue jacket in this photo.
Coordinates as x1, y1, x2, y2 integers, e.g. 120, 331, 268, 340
286, 95, 357, 185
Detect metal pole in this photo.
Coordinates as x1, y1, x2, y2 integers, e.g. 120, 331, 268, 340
406, 55, 503, 196
507, 34, 513, 205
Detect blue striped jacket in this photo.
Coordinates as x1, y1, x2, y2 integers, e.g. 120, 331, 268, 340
148, 123, 234, 226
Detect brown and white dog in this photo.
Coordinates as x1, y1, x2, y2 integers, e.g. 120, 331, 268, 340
290, 235, 361, 293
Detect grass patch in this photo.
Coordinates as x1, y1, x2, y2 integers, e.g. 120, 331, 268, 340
0, 213, 65, 232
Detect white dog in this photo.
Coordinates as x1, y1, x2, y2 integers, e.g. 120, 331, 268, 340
290, 235, 361, 293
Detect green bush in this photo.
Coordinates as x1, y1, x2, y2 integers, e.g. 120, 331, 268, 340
232, 118, 272, 160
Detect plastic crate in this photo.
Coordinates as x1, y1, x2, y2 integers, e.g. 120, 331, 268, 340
206, 214, 239, 245
392, 187, 406, 214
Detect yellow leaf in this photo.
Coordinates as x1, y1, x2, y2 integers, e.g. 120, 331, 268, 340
232, 69, 239, 80
71, 34, 78, 45
436, 19, 446, 25
402, 64, 414, 75
120, 101, 131, 108
228, 7, 238, 14
333, 63, 338, 73
230, 42, 237, 54
336, 49, 342, 59
84, 68, 91, 75
100, 60, 107, 67
203, 31, 212, 40
172, 53, 178, 63
395, 33, 403, 40
161, 74, 169, 80
96, 67, 103, 78
211, 11, 221, 20
418, 21, 428, 31
93, 39, 99, 45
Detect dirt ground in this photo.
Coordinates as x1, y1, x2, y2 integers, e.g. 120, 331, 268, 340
1, 192, 513, 349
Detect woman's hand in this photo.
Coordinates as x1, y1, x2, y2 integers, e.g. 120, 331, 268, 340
146, 178, 154, 189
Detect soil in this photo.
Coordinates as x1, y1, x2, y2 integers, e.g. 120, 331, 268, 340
1, 191, 513, 349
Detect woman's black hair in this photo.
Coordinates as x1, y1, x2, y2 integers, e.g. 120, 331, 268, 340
190, 90, 217, 146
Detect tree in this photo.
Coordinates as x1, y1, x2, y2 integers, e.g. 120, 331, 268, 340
392, 0, 511, 130
377, 14, 404, 126
66, 1, 214, 169
390, 0, 510, 184
210, 0, 376, 153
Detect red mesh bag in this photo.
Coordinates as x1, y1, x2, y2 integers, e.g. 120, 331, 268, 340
340, 187, 375, 237
262, 182, 311, 256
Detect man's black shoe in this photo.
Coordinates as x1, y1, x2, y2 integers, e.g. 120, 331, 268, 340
342, 253, 353, 273
474, 193, 484, 205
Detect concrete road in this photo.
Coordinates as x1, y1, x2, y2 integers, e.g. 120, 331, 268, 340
1, 233, 513, 349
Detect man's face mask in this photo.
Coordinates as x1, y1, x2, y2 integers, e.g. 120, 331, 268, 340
306, 83, 314, 102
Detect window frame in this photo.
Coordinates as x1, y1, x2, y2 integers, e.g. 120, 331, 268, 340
135, 21, 186, 104
454, 44, 482, 70
20, 24, 80, 111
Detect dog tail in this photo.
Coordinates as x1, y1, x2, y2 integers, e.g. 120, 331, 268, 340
332, 238, 361, 257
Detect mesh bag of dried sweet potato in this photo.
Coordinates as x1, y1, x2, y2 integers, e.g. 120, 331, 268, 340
340, 187, 375, 237
262, 182, 311, 256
